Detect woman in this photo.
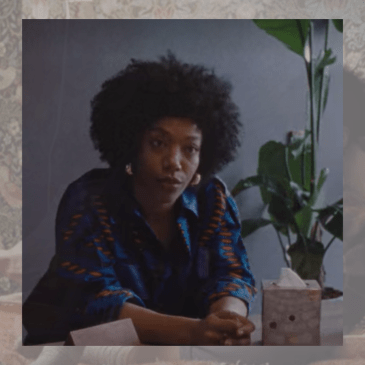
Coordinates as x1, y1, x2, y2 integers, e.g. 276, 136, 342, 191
23, 53, 256, 346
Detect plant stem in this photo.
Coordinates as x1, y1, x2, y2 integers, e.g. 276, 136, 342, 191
284, 146, 293, 181
324, 235, 336, 254
308, 21, 317, 196
316, 20, 329, 143
287, 229, 292, 246
275, 228, 291, 267
301, 147, 305, 187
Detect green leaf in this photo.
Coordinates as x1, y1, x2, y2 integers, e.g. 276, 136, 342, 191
286, 130, 312, 191
268, 194, 296, 227
240, 218, 272, 239
258, 141, 289, 204
231, 174, 290, 204
294, 168, 329, 238
253, 19, 310, 57
231, 175, 263, 197
316, 198, 343, 240
312, 168, 329, 207
287, 240, 325, 281
315, 49, 336, 74
332, 19, 343, 33
321, 72, 330, 113
313, 49, 336, 120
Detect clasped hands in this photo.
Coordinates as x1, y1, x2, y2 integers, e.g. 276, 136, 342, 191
191, 310, 255, 346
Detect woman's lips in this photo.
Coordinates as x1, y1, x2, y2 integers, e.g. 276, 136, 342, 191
157, 177, 182, 189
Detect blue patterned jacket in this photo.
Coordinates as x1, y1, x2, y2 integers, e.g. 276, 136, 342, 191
23, 168, 256, 344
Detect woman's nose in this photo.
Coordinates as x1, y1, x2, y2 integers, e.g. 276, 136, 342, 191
163, 146, 182, 171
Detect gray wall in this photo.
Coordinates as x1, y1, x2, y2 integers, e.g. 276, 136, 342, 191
23, 20, 343, 314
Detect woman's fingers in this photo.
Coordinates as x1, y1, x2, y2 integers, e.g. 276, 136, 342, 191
221, 335, 251, 346
206, 313, 239, 335
213, 310, 255, 336
235, 318, 255, 336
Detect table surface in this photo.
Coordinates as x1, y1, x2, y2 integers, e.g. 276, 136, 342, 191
43, 298, 343, 346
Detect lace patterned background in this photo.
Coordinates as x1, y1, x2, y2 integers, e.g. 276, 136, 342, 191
0, 0, 362, 364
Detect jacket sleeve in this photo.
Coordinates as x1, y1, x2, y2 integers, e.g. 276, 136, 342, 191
198, 177, 257, 315
53, 182, 145, 328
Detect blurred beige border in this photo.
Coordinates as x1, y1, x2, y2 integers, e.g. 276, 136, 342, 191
0, 0, 359, 364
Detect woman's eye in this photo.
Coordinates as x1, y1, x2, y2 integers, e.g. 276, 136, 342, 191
151, 139, 164, 147
186, 146, 199, 154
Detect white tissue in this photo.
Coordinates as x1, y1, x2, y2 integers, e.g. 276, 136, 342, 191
276, 268, 306, 287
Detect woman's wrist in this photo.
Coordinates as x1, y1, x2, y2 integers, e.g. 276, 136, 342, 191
119, 302, 199, 345
209, 296, 248, 317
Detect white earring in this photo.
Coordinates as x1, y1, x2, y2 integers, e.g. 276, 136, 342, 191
191, 173, 201, 186
125, 163, 133, 175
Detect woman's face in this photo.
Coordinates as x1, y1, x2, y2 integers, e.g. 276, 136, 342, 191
133, 117, 202, 205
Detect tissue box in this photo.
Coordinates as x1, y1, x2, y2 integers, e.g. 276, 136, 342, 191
262, 280, 321, 346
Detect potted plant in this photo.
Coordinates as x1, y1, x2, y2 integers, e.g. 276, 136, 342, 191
231, 20, 343, 294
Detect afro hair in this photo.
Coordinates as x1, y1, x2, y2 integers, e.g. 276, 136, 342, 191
90, 52, 242, 180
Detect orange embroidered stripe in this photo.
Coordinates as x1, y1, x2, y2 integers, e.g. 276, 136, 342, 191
222, 245, 232, 250
86, 243, 93, 247
205, 229, 215, 234
96, 247, 103, 251
223, 252, 235, 257
96, 290, 111, 298
208, 292, 221, 300
61, 262, 71, 267
70, 222, 78, 227
219, 231, 232, 237
215, 201, 225, 209
106, 237, 114, 242
94, 238, 101, 243
221, 239, 232, 244
215, 193, 226, 202
63, 236, 70, 241
229, 272, 243, 279
64, 230, 73, 235
97, 209, 107, 213
90, 271, 102, 277
93, 202, 103, 206
200, 236, 210, 241
68, 265, 78, 270
103, 229, 112, 234
208, 223, 219, 228
209, 291, 228, 300
102, 222, 111, 228
75, 269, 86, 274
244, 284, 254, 296
134, 239, 143, 244
228, 263, 241, 268
211, 216, 222, 222
101, 215, 108, 220
213, 209, 225, 216
72, 214, 82, 219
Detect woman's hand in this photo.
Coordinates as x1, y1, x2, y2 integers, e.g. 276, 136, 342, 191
206, 296, 255, 345
190, 311, 254, 345
190, 311, 237, 345
213, 310, 255, 345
